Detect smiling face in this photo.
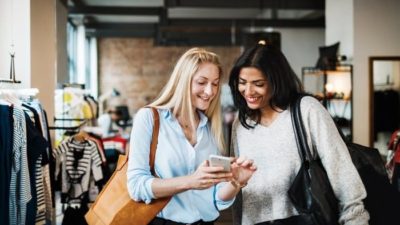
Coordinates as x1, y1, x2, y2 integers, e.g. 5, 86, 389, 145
238, 67, 270, 110
191, 62, 220, 111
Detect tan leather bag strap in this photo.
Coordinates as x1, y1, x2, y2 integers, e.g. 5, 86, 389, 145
122, 107, 159, 176
149, 107, 159, 176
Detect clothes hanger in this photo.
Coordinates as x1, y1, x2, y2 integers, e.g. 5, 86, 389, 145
0, 91, 22, 106
0, 99, 12, 106
73, 129, 90, 142
0, 89, 12, 106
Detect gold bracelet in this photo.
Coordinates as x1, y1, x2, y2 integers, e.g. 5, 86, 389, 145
230, 179, 247, 188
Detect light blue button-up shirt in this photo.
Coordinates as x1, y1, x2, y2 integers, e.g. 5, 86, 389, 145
127, 108, 233, 223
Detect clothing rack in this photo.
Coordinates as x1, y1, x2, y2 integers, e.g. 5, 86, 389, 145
0, 94, 54, 225
0, 88, 39, 96
63, 83, 85, 89
0, 88, 39, 106
56, 85, 91, 116
0, 53, 21, 83
54, 117, 86, 121
48, 120, 88, 131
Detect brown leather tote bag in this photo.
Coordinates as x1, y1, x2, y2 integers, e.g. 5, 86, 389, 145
85, 108, 171, 225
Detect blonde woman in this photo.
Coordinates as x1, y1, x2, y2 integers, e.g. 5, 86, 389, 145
127, 48, 256, 225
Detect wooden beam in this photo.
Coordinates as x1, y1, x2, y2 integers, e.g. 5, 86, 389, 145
86, 23, 156, 30
167, 18, 325, 28
69, 6, 162, 15
69, 0, 84, 7
166, 0, 324, 10
155, 31, 241, 46
85, 23, 156, 37
86, 29, 155, 38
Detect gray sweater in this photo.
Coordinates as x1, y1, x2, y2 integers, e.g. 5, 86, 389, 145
231, 96, 369, 225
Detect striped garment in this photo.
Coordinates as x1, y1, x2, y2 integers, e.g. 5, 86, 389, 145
29, 102, 54, 223
102, 136, 127, 154
53, 138, 103, 201
35, 155, 46, 225
22, 104, 47, 225
9, 107, 31, 225
42, 165, 53, 223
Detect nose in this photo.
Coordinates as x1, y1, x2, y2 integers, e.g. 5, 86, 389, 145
244, 84, 254, 95
204, 83, 213, 96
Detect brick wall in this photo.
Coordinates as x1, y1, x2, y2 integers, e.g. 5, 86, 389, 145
99, 38, 241, 114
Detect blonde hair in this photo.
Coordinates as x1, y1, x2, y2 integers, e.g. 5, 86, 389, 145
149, 48, 226, 154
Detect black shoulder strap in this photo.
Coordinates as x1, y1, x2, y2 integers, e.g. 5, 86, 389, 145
290, 95, 313, 163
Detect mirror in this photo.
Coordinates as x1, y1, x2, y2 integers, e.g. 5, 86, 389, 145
369, 56, 400, 156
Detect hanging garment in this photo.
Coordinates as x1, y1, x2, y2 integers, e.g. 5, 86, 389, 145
374, 90, 400, 136
25, 101, 54, 223
1, 92, 54, 225
23, 104, 48, 225
85, 95, 99, 119
0, 105, 13, 225
62, 204, 89, 225
88, 135, 106, 164
102, 136, 127, 154
9, 107, 31, 225
391, 152, 400, 192
387, 130, 400, 180
24, 113, 48, 225
53, 138, 103, 203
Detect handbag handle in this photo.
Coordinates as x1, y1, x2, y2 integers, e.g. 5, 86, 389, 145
149, 107, 160, 176
291, 95, 314, 164
289, 95, 340, 225
123, 107, 160, 176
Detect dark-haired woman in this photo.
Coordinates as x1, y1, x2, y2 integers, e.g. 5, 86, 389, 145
228, 41, 369, 225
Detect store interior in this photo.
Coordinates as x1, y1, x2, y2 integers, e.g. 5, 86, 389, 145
1, 0, 400, 224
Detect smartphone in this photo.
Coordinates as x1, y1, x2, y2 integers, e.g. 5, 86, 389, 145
209, 155, 231, 172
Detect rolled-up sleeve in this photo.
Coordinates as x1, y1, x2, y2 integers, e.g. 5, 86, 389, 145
214, 182, 235, 210
127, 108, 156, 204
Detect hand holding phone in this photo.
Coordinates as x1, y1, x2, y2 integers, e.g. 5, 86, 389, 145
209, 154, 231, 172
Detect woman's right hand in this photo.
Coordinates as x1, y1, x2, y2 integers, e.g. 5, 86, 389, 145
188, 160, 233, 190
231, 156, 257, 187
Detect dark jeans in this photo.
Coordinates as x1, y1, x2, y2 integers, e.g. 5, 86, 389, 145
149, 217, 214, 225
255, 215, 310, 225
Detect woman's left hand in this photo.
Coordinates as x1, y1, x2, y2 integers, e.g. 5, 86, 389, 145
231, 156, 257, 187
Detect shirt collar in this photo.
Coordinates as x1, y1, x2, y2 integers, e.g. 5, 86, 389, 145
198, 110, 208, 128
162, 108, 208, 128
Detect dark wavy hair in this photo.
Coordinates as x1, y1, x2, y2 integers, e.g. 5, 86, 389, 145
229, 43, 304, 129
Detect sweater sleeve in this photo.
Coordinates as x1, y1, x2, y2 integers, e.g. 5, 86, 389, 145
300, 97, 369, 225
230, 117, 243, 225
230, 118, 240, 158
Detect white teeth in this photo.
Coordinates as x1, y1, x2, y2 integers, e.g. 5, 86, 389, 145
247, 97, 259, 103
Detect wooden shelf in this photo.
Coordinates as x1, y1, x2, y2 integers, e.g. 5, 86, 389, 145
302, 64, 353, 141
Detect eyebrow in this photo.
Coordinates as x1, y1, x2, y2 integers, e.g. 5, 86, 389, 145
239, 77, 266, 82
198, 76, 220, 81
